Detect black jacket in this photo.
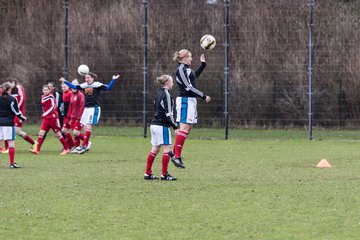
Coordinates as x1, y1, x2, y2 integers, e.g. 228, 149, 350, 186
175, 62, 206, 100
151, 88, 178, 129
0, 93, 26, 126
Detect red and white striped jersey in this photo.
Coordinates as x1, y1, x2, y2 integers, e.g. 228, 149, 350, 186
41, 94, 58, 119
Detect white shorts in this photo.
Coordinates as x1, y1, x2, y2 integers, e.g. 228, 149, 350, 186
150, 125, 172, 146
176, 97, 198, 124
80, 106, 101, 126
0, 126, 15, 140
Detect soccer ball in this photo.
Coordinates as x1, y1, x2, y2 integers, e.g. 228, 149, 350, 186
78, 64, 89, 76
200, 34, 216, 50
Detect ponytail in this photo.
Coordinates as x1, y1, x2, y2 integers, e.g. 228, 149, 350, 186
173, 49, 190, 62
1, 82, 12, 93
156, 75, 172, 87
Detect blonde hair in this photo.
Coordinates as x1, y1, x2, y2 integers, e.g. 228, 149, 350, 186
156, 75, 172, 87
1, 82, 12, 93
173, 49, 190, 62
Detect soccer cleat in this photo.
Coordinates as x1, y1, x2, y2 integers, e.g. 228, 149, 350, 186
29, 141, 38, 152
1, 148, 9, 154
171, 157, 185, 169
10, 163, 21, 169
29, 149, 40, 155
70, 147, 79, 153
76, 145, 87, 154
69, 146, 78, 153
161, 172, 177, 181
60, 149, 70, 155
144, 173, 159, 180
85, 142, 92, 151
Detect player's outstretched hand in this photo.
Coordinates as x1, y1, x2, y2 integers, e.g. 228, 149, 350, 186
112, 75, 120, 80
59, 77, 65, 82
200, 54, 206, 62
205, 95, 211, 103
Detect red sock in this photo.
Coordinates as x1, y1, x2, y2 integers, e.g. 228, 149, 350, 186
145, 152, 157, 175
74, 135, 81, 147
59, 136, 69, 150
37, 135, 44, 151
23, 135, 35, 145
9, 147, 15, 165
82, 131, 91, 147
161, 153, 170, 176
78, 133, 84, 141
5, 140, 8, 149
174, 131, 188, 158
65, 132, 74, 148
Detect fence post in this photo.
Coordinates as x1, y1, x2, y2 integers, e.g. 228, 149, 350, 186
307, 0, 314, 140
143, 0, 148, 138
224, 0, 229, 140
63, 0, 69, 80
338, 79, 345, 128
271, 79, 277, 127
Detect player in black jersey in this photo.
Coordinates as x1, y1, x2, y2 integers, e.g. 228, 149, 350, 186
0, 82, 27, 168
171, 49, 211, 168
144, 75, 178, 181
60, 72, 119, 154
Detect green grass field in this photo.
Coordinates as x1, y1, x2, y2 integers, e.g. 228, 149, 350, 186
1, 126, 360, 239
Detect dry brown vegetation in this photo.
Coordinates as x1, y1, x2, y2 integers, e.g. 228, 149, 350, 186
0, 0, 359, 128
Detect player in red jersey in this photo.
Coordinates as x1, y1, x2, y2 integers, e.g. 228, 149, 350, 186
60, 82, 75, 149
62, 79, 85, 152
7, 78, 37, 151
30, 85, 70, 155
48, 81, 63, 126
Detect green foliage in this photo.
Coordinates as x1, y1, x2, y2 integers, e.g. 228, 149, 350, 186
0, 127, 360, 239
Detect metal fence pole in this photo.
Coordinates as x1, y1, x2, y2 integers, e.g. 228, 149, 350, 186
224, 0, 230, 140
307, 0, 313, 140
143, 0, 148, 138
63, 0, 69, 80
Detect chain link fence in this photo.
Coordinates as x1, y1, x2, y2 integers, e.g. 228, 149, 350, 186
1, 0, 360, 134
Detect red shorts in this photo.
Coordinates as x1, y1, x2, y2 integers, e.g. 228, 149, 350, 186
14, 116, 23, 128
40, 118, 61, 133
63, 117, 71, 129
70, 119, 83, 131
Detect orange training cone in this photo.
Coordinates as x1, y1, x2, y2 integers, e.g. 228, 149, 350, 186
316, 159, 331, 168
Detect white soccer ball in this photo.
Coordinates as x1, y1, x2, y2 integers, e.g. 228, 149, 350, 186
200, 34, 216, 50
78, 64, 89, 76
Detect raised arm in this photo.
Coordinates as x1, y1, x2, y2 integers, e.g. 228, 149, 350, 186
59, 77, 81, 90
103, 75, 120, 91
195, 54, 206, 77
